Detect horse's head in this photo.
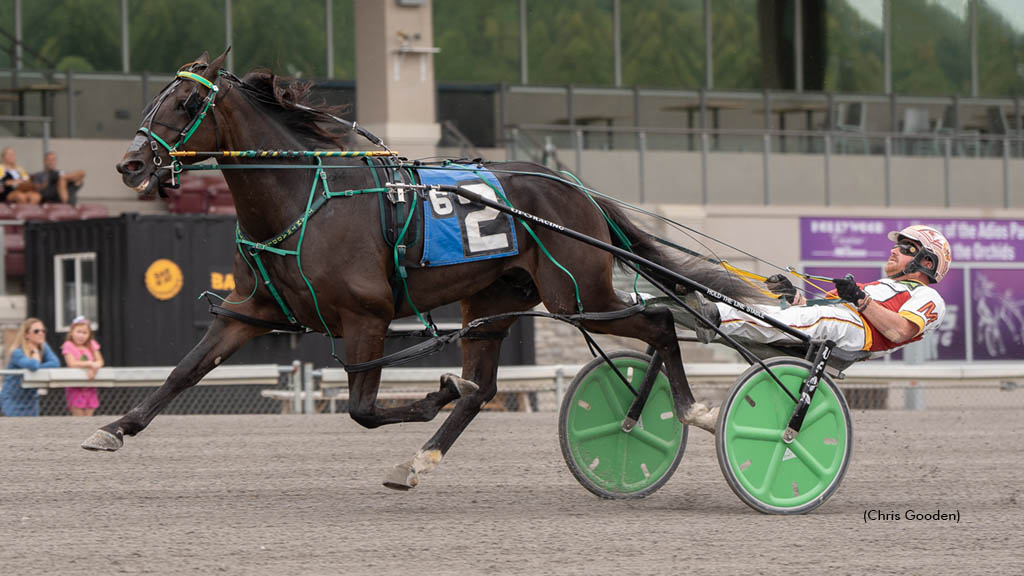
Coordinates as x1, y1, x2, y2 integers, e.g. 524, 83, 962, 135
116, 49, 229, 198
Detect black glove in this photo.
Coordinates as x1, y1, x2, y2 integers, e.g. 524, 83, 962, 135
834, 274, 866, 304
764, 274, 797, 303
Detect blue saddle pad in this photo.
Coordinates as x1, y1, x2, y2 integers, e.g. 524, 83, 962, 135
416, 164, 519, 267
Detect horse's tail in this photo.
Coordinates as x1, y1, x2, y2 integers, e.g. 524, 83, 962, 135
593, 196, 771, 304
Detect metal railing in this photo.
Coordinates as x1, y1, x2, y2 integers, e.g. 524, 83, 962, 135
505, 122, 1024, 207
10, 360, 1016, 416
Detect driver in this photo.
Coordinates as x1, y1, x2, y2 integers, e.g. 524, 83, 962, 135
688, 225, 951, 358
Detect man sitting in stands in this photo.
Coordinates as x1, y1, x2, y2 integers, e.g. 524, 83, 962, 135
33, 151, 86, 205
1, 147, 41, 204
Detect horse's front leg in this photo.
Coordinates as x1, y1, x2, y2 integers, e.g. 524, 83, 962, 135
81, 315, 268, 451
383, 280, 536, 491
346, 322, 475, 429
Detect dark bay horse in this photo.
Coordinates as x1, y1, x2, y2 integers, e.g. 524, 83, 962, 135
84, 50, 765, 489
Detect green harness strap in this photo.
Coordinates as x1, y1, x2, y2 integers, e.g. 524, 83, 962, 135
559, 170, 644, 300
472, 169, 583, 313
231, 159, 387, 333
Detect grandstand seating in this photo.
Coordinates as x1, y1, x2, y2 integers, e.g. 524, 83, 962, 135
162, 175, 238, 215
2, 202, 112, 280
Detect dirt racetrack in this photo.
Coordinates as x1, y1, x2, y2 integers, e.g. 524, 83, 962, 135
1, 409, 1021, 575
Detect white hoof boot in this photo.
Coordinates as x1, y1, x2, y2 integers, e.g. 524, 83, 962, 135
681, 403, 719, 434
441, 373, 479, 398
382, 450, 443, 491
383, 462, 418, 491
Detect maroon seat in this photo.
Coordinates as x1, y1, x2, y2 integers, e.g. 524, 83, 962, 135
5, 251, 24, 277
43, 202, 76, 214
13, 204, 47, 221
44, 203, 78, 220
207, 182, 234, 208
171, 189, 207, 213
207, 204, 237, 216
0, 203, 15, 219
48, 211, 82, 222
4, 232, 24, 251
77, 203, 110, 219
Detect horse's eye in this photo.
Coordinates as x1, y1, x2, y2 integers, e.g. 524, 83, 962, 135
180, 94, 200, 117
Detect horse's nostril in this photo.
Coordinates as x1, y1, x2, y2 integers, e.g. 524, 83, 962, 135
117, 160, 144, 175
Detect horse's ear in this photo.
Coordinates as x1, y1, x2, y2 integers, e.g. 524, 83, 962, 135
196, 52, 210, 65
204, 47, 231, 80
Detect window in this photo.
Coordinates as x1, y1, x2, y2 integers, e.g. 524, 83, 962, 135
434, 0, 520, 84
823, 0, 884, 93
233, 0, 327, 78
621, 0, 704, 88
22, 0, 121, 72
527, 0, 614, 85
128, 0, 227, 74
711, 0, 762, 90
54, 253, 98, 332
891, 0, 970, 96
977, 0, 1024, 97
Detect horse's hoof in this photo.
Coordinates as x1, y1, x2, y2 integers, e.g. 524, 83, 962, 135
680, 403, 718, 434
382, 462, 418, 491
441, 373, 479, 398
81, 428, 124, 452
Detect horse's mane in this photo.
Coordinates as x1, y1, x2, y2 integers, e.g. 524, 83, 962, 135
236, 69, 347, 150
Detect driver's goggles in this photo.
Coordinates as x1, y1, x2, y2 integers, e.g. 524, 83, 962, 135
895, 242, 920, 256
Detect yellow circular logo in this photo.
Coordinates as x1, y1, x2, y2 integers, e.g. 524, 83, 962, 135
144, 259, 184, 301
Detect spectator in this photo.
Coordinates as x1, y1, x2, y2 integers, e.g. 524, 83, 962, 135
61, 315, 103, 416
33, 151, 86, 205
1, 317, 60, 417
1, 147, 41, 204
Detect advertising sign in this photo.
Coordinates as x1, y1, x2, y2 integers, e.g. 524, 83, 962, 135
800, 217, 1020, 362
800, 217, 1024, 264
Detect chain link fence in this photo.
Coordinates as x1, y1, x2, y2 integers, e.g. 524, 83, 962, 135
12, 363, 1024, 418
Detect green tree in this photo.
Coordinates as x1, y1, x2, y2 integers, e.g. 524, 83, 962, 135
711, 0, 761, 90
822, 0, 884, 93
977, 1, 1024, 97
332, 0, 355, 80
128, 0, 225, 74
527, 0, 614, 86
621, 0, 704, 88
434, 0, 519, 84
891, 0, 970, 95
232, 0, 326, 77
23, 0, 120, 72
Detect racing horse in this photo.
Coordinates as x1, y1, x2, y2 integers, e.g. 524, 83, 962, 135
84, 50, 766, 489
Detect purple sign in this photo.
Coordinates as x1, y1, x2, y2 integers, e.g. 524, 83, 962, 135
801, 217, 1024, 263
972, 269, 1024, 361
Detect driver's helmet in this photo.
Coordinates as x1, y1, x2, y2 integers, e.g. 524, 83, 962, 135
886, 225, 952, 283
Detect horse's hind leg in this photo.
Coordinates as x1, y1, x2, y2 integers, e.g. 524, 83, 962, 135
81, 314, 268, 451
384, 276, 537, 490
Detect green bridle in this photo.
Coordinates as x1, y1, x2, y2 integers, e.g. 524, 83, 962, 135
136, 70, 221, 187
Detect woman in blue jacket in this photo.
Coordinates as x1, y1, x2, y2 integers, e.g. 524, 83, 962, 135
2, 317, 60, 416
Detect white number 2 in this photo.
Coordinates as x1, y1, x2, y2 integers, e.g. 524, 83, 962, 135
458, 183, 509, 253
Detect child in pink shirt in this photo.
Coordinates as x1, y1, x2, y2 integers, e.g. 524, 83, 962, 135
61, 316, 103, 416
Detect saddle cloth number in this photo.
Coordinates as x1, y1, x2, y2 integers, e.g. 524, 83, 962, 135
418, 165, 519, 267
429, 183, 509, 254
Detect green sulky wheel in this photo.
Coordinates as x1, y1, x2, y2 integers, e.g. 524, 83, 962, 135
559, 351, 687, 499
716, 357, 853, 514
